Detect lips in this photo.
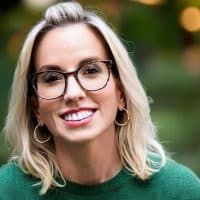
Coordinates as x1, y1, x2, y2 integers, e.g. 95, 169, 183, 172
60, 108, 96, 121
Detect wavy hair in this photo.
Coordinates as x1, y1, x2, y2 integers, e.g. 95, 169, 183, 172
3, 1, 166, 195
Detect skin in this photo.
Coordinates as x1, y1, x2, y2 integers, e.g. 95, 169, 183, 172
34, 23, 124, 184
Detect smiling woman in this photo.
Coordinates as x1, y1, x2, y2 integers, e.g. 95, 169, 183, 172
0, 1, 200, 200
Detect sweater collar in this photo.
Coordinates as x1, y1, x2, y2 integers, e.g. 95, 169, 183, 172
53, 168, 132, 195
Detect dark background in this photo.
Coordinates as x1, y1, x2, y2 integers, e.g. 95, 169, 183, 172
0, 0, 200, 175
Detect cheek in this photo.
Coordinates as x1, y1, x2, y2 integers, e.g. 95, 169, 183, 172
91, 79, 121, 113
104, 77, 122, 106
37, 99, 58, 120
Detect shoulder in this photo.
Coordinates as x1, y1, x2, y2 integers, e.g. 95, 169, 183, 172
0, 162, 22, 178
0, 162, 40, 199
158, 159, 200, 186
151, 159, 200, 199
0, 162, 30, 184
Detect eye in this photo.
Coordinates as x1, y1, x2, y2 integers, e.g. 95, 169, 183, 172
80, 64, 102, 76
38, 71, 63, 83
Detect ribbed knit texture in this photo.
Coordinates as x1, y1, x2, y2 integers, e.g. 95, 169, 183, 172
0, 159, 200, 199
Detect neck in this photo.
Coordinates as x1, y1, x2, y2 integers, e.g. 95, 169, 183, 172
55, 132, 122, 185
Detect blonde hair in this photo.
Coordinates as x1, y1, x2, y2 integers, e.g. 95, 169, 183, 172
3, 1, 166, 195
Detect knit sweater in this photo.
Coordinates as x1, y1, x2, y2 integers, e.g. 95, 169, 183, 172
0, 159, 200, 200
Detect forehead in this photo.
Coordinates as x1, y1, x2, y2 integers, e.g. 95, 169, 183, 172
34, 23, 109, 71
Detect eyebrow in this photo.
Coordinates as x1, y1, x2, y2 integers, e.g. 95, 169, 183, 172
37, 56, 102, 72
38, 65, 61, 72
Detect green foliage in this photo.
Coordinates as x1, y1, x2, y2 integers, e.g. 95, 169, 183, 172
141, 52, 200, 175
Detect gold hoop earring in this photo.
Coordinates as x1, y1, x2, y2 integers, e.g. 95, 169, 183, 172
115, 108, 129, 126
34, 122, 51, 144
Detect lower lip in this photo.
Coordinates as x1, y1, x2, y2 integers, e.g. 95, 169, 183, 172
63, 113, 95, 128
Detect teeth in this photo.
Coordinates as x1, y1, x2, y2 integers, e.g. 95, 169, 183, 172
64, 110, 93, 121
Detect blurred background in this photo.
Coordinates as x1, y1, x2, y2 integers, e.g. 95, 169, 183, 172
0, 0, 199, 175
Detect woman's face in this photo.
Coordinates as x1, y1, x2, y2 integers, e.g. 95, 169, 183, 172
34, 24, 124, 145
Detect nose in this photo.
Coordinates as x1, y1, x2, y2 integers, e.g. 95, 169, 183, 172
63, 76, 86, 102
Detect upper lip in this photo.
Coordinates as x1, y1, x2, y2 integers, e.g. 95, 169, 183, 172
59, 107, 97, 117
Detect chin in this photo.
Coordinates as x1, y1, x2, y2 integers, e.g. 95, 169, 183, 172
55, 129, 102, 145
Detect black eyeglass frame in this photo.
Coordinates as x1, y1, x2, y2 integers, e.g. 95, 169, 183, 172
30, 59, 113, 100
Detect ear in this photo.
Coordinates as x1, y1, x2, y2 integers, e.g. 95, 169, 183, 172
116, 81, 126, 110
118, 95, 125, 110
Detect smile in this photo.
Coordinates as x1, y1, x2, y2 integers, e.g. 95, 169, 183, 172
63, 110, 95, 121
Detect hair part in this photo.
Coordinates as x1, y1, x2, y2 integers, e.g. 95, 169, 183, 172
3, 1, 166, 195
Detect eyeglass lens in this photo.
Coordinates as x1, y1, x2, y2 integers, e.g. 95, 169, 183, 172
33, 60, 111, 99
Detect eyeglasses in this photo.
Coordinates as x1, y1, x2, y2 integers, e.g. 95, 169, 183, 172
31, 60, 112, 100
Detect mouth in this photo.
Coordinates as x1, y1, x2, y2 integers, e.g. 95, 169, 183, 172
61, 108, 96, 122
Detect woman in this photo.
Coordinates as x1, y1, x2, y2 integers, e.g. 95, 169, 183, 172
0, 1, 200, 199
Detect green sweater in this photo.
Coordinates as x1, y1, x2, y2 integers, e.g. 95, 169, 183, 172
0, 159, 200, 200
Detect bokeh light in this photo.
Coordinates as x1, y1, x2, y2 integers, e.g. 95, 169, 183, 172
130, 0, 165, 5
183, 45, 200, 75
180, 7, 200, 32
22, 0, 57, 9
